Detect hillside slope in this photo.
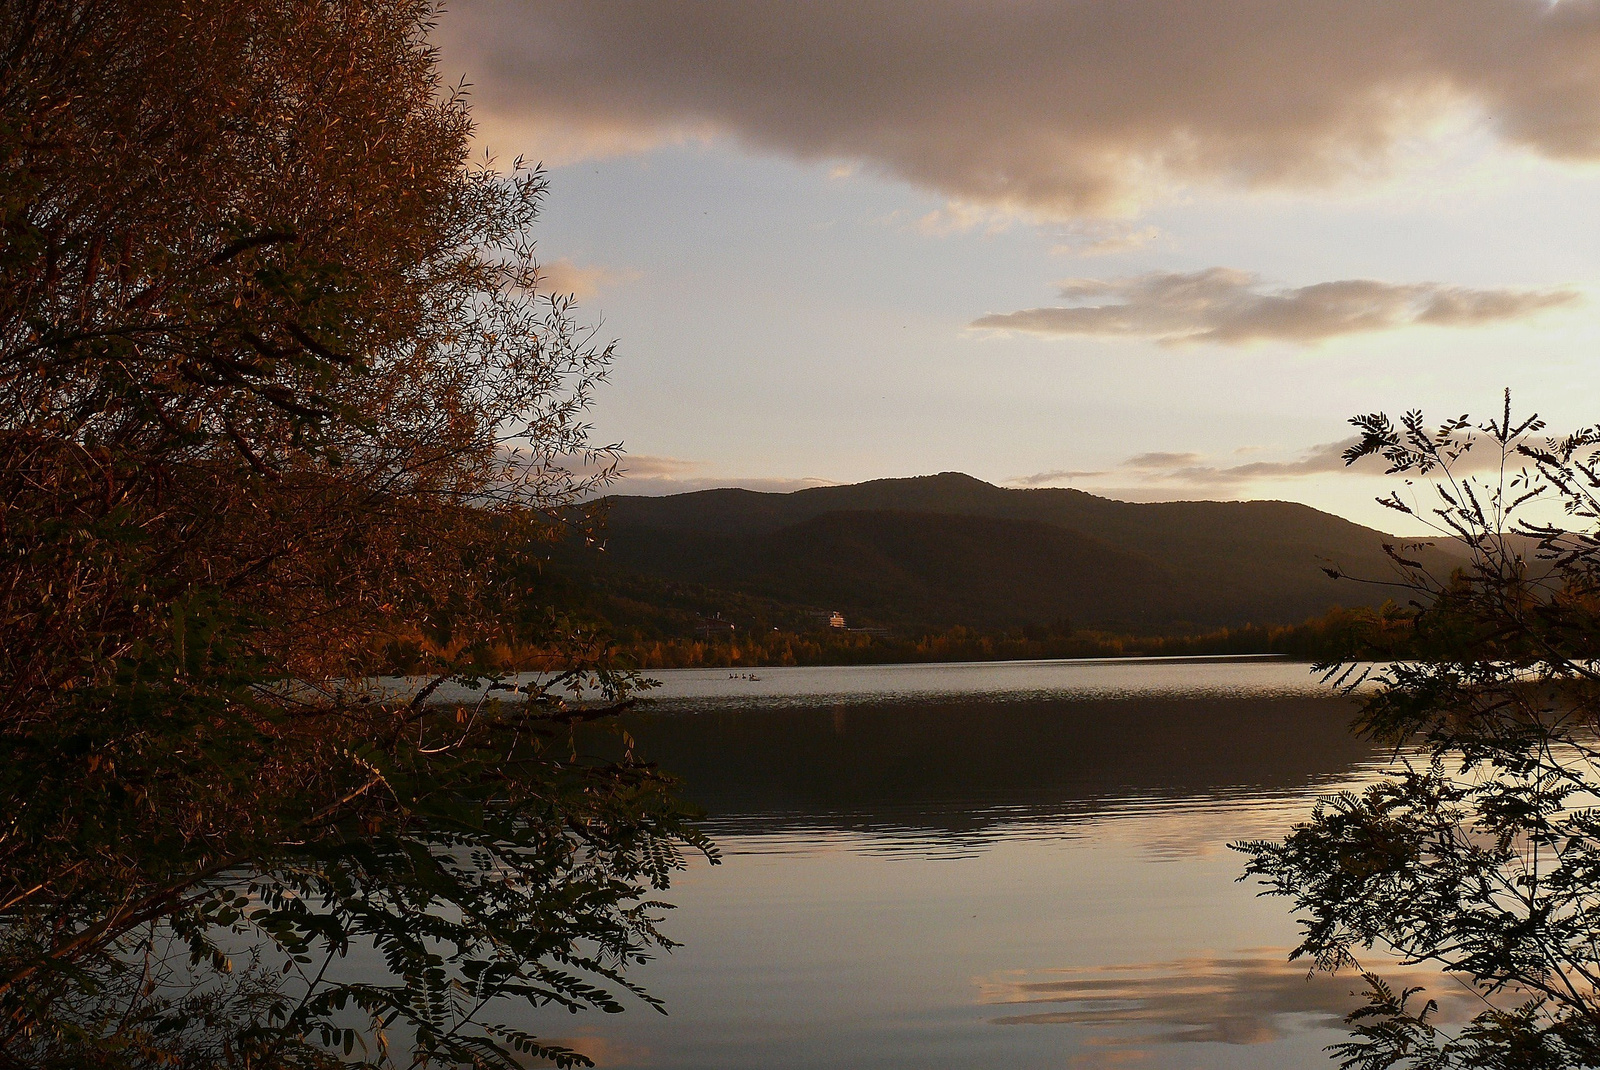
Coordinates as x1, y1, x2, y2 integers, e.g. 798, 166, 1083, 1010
599, 509, 1184, 630
570, 473, 1461, 632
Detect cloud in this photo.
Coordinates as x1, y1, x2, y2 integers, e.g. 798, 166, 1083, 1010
611, 453, 701, 480
1123, 451, 1208, 470
610, 475, 839, 496
571, 453, 838, 496
1050, 225, 1163, 258
1010, 468, 1111, 486
914, 201, 1020, 236
1148, 440, 1364, 484
972, 268, 1579, 345
537, 257, 635, 300
1011, 441, 1361, 491
437, 0, 1600, 218
611, 473, 838, 495
1012, 434, 1532, 492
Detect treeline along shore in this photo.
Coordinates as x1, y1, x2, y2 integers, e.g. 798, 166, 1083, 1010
379, 604, 1416, 673
611, 607, 1399, 668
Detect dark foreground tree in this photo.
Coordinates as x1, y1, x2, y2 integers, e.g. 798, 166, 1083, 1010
1242, 393, 1600, 1069
0, 1, 709, 1066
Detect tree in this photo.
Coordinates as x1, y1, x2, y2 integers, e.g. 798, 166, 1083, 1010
1241, 392, 1600, 1069
0, 1, 709, 1066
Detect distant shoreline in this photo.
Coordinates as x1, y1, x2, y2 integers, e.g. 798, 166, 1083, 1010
606, 615, 1373, 671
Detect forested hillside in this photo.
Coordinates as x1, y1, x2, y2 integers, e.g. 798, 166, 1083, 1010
549, 473, 1462, 636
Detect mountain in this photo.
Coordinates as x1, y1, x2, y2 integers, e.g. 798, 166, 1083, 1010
596, 509, 1181, 630
562, 473, 1462, 634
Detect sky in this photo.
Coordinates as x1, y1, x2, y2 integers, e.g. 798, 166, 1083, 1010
434, 0, 1600, 531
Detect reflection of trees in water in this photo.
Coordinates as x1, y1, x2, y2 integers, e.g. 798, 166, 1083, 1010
1, 700, 711, 1068
613, 695, 1378, 840
1245, 402, 1600, 1068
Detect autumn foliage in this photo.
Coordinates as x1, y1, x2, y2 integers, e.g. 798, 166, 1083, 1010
0, 2, 703, 1066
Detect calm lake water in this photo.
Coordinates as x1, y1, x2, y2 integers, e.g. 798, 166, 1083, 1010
515, 657, 1450, 1070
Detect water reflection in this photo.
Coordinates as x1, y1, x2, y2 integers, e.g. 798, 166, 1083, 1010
981, 952, 1481, 1045
519, 660, 1415, 1070
614, 693, 1377, 840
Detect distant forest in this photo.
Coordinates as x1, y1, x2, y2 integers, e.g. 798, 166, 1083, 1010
605, 605, 1410, 669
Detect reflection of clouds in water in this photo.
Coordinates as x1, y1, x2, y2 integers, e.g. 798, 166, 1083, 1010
1065, 1052, 1153, 1069
979, 950, 1484, 1046
1085, 773, 1395, 862
1092, 801, 1299, 862
540, 1034, 652, 1068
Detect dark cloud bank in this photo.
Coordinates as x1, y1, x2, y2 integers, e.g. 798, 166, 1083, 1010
440, 0, 1600, 217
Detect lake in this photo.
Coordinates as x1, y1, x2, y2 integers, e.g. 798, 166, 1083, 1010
516, 657, 1445, 1069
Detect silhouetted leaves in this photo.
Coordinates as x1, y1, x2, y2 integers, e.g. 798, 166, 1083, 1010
1240, 394, 1600, 1068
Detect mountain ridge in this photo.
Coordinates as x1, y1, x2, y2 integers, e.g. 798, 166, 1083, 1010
564, 473, 1461, 634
